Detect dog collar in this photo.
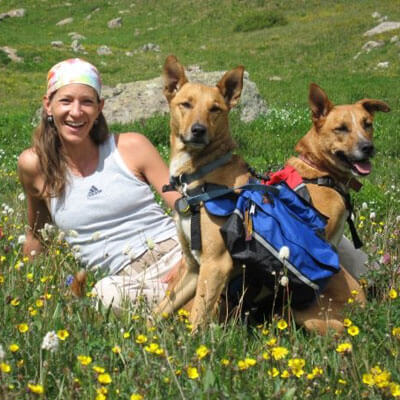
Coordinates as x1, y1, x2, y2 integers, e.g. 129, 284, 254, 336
298, 155, 362, 192
163, 152, 233, 193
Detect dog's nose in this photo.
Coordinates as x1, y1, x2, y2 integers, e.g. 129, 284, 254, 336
360, 142, 375, 157
191, 123, 207, 138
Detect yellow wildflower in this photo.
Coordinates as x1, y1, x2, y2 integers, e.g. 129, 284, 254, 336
262, 352, 270, 360
343, 318, 352, 327
10, 298, 20, 306
336, 342, 352, 353
77, 355, 92, 366
390, 383, 400, 397
362, 373, 375, 386
98, 373, 112, 385
271, 346, 289, 360
389, 288, 398, 299
277, 319, 288, 330
93, 366, 105, 374
347, 325, 360, 336
135, 334, 147, 344
123, 331, 131, 339
112, 345, 121, 354
57, 330, 69, 340
1, 363, 11, 373
392, 327, 400, 338
28, 383, 44, 394
187, 366, 199, 379
36, 299, 44, 308
266, 337, 277, 346
281, 370, 290, 378
221, 359, 230, 366
288, 358, 306, 378
9, 344, 19, 352
196, 345, 210, 360
17, 323, 29, 333
131, 395, 144, 400
268, 367, 279, 377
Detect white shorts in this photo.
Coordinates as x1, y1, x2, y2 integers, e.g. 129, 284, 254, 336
93, 238, 181, 314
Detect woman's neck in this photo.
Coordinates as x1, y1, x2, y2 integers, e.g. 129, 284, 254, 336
62, 138, 100, 177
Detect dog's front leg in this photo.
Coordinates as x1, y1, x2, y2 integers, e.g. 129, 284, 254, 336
190, 250, 234, 331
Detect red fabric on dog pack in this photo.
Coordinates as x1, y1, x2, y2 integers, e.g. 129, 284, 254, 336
265, 165, 303, 189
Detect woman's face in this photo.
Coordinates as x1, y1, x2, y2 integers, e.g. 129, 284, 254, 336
44, 83, 104, 146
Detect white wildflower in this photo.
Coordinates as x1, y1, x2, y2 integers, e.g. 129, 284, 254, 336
41, 331, 59, 352
17, 192, 26, 201
17, 234, 26, 245
361, 202, 368, 210
68, 230, 79, 238
44, 223, 55, 233
0, 344, 5, 360
370, 212, 376, 220
280, 276, 289, 287
57, 231, 66, 241
30, 250, 37, 257
278, 246, 290, 261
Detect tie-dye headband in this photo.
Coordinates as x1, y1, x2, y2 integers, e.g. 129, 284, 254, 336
47, 58, 102, 97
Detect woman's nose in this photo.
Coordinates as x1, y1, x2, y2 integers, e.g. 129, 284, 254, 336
70, 100, 83, 117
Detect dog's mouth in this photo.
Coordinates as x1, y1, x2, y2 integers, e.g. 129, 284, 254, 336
179, 134, 209, 148
335, 151, 372, 176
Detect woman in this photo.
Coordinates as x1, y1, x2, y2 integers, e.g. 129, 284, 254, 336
18, 58, 182, 313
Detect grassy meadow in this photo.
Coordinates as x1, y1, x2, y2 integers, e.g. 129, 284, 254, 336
1, 0, 400, 398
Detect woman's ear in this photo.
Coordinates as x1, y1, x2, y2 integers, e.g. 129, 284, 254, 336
43, 95, 52, 116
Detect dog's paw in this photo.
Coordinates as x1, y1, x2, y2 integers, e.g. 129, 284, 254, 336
303, 318, 344, 335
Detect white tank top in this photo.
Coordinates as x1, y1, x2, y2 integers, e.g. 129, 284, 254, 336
50, 135, 177, 275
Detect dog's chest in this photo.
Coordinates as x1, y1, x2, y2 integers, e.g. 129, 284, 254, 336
177, 214, 201, 265
331, 210, 349, 247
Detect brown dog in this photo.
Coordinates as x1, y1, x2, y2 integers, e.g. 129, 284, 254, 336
154, 55, 250, 330
285, 83, 390, 334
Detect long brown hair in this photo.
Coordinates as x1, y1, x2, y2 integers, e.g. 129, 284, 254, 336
33, 102, 109, 198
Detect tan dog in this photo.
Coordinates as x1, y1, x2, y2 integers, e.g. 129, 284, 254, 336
285, 83, 390, 334
154, 55, 250, 330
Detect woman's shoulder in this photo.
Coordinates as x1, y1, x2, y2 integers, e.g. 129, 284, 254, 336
115, 132, 154, 150
18, 147, 40, 176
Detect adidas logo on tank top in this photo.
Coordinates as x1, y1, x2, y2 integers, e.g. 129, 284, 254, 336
87, 185, 102, 198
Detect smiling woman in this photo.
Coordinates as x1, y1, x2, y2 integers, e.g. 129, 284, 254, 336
17, 58, 183, 314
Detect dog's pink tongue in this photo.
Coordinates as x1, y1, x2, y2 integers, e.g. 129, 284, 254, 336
353, 160, 372, 175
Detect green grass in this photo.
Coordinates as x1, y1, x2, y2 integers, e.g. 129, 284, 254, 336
0, 0, 400, 398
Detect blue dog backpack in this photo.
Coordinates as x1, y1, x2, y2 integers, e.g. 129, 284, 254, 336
204, 180, 340, 309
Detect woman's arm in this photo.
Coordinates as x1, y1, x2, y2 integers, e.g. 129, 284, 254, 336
116, 133, 181, 209
17, 149, 52, 259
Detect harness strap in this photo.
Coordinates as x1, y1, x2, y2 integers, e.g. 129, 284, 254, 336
302, 177, 363, 249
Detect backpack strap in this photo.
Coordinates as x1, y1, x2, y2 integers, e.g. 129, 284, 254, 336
302, 177, 363, 249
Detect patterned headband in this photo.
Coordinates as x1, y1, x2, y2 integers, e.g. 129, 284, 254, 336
47, 58, 102, 97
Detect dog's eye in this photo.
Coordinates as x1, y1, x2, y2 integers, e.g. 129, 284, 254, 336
363, 119, 373, 130
180, 102, 192, 109
334, 124, 349, 133
210, 105, 221, 113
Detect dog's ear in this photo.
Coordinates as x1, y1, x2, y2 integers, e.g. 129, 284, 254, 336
357, 99, 391, 115
217, 66, 244, 109
163, 55, 188, 103
309, 83, 334, 122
